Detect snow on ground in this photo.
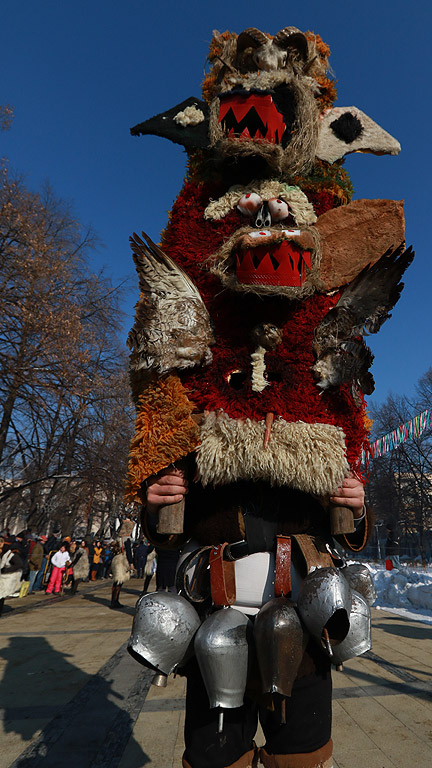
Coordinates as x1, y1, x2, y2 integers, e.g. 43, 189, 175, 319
357, 562, 432, 624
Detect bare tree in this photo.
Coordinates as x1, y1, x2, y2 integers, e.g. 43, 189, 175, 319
367, 377, 432, 562
0, 166, 133, 532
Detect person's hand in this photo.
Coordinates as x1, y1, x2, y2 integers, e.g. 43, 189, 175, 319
145, 467, 188, 516
330, 473, 365, 519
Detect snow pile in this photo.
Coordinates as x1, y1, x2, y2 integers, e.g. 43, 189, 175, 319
366, 563, 432, 623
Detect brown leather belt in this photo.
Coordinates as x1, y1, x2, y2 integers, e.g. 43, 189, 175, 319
209, 543, 236, 607
275, 535, 292, 597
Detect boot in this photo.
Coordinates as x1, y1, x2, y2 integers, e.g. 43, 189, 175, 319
110, 584, 123, 609
183, 745, 258, 767
259, 740, 333, 768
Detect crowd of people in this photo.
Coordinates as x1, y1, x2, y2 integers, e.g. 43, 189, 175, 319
0, 527, 175, 615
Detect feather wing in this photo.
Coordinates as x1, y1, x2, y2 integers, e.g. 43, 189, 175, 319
312, 244, 414, 394
127, 232, 214, 388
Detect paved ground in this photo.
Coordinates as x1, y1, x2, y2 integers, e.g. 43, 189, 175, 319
0, 580, 431, 767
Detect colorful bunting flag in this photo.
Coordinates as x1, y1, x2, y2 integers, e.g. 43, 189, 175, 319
365, 409, 432, 460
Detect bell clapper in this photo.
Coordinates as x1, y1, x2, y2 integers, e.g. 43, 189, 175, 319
322, 628, 332, 656
280, 697, 286, 724
218, 709, 224, 733
152, 671, 168, 687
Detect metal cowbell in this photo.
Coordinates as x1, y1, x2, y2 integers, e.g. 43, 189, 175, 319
128, 591, 201, 675
330, 590, 372, 665
254, 596, 308, 697
297, 567, 352, 653
194, 607, 253, 710
341, 563, 377, 607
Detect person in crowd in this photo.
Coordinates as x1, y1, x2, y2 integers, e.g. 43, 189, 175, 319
155, 547, 179, 593
110, 542, 132, 609
385, 525, 401, 568
90, 540, 103, 580
0, 536, 23, 616
64, 541, 76, 586
101, 543, 113, 579
45, 543, 71, 595
32, 535, 49, 591
134, 538, 152, 579
70, 540, 90, 594
27, 535, 44, 594
45, 531, 62, 555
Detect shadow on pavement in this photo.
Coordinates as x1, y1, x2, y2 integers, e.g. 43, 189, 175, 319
373, 619, 432, 640
81, 592, 136, 617
0, 636, 150, 767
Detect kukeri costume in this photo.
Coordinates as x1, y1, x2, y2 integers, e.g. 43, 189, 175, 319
125, 26, 413, 768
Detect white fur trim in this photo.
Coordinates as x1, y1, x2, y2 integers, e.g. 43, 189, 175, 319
173, 105, 205, 127
196, 412, 349, 495
111, 553, 131, 584
0, 570, 22, 600
251, 347, 268, 392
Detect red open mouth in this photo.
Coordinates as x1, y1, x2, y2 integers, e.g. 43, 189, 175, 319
236, 240, 311, 286
219, 93, 286, 145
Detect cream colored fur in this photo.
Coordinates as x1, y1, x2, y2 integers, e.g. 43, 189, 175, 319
111, 553, 131, 585
196, 412, 349, 495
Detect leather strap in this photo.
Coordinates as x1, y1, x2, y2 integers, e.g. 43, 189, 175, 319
209, 543, 236, 607
292, 534, 333, 574
275, 535, 291, 597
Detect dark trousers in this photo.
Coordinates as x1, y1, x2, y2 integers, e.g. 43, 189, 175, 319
183, 656, 332, 768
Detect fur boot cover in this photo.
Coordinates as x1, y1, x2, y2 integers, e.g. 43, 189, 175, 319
111, 553, 131, 585
72, 549, 90, 580
0, 551, 23, 599
144, 550, 156, 577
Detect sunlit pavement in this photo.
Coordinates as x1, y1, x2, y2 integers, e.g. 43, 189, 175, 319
1, 585, 431, 767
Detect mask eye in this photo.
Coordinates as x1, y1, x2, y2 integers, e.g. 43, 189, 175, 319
267, 198, 290, 221
237, 192, 263, 216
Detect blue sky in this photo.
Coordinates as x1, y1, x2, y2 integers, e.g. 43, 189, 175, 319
2, 0, 430, 408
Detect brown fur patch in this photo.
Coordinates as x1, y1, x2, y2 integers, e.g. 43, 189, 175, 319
125, 375, 200, 502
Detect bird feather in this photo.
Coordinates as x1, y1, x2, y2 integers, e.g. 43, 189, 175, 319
127, 231, 214, 385
312, 244, 414, 395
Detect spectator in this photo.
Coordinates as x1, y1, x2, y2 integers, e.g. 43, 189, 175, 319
64, 541, 76, 586
385, 525, 401, 568
101, 543, 113, 579
70, 541, 90, 594
90, 540, 103, 580
155, 547, 179, 593
134, 538, 152, 579
28, 536, 44, 594
32, 535, 49, 591
45, 543, 71, 595
0, 537, 23, 616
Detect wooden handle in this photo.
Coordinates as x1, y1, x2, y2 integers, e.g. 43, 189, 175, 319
157, 498, 185, 535
330, 505, 355, 535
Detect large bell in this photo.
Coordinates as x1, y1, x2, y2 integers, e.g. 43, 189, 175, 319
128, 592, 201, 675
254, 597, 307, 697
194, 607, 253, 710
330, 590, 372, 665
341, 563, 377, 607
297, 567, 352, 653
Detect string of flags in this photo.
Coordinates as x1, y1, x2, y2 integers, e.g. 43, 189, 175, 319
366, 409, 432, 459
